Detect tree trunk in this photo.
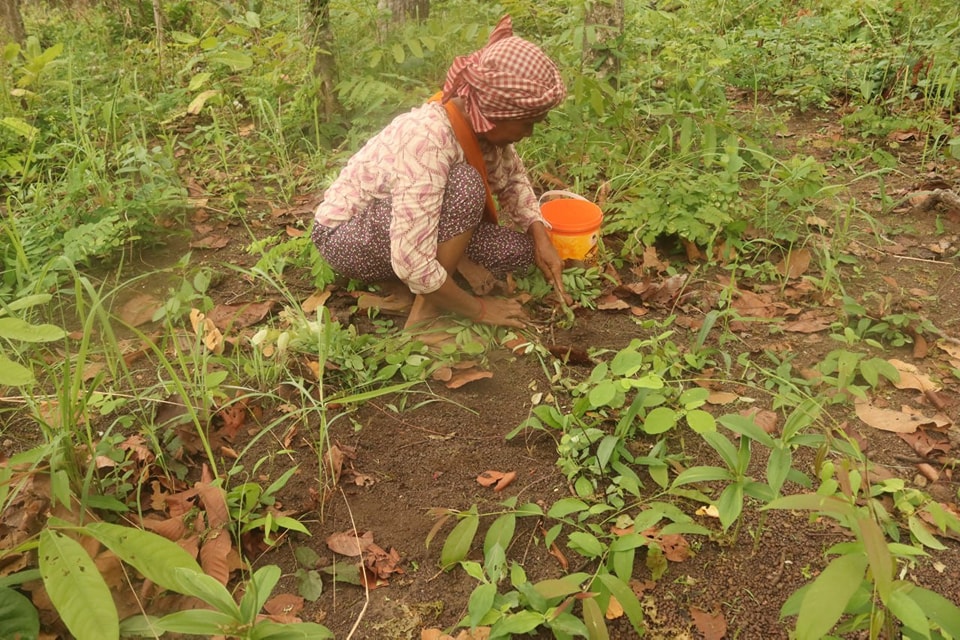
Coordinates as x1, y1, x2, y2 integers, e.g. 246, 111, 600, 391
585, 0, 624, 85
0, 0, 26, 46
377, 0, 429, 23
307, 0, 340, 123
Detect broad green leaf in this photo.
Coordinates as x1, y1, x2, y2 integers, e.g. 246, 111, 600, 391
81, 522, 240, 615
490, 610, 545, 636
718, 414, 775, 447
548, 611, 589, 636
441, 510, 478, 569
610, 348, 644, 376
295, 568, 323, 601
468, 583, 497, 628
609, 533, 650, 552
766, 446, 792, 495
151, 609, 236, 635
672, 465, 731, 486
0, 586, 39, 640
686, 409, 716, 433
598, 573, 645, 633
567, 532, 604, 559
904, 586, 960, 637
908, 515, 947, 550
581, 596, 610, 640
0, 116, 39, 140
717, 483, 744, 531
857, 515, 893, 602
642, 406, 677, 434
548, 498, 589, 519
796, 553, 867, 640
533, 574, 589, 600
240, 565, 281, 623
250, 620, 335, 639
596, 434, 620, 469
483, 543, 507, 584
764, 493, 856, 518
39, 530, 119, 640
888, 585, 931, 640
702, 431, 739, 470
0, 352, 34, 386
118, 614, 163, 636
207, 49, 253, 71
484, 513, 516, 557
0, 317, 65, 342
588, 380, 618, 407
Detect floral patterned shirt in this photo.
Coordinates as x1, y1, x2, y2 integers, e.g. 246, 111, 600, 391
313, 102, 544, 294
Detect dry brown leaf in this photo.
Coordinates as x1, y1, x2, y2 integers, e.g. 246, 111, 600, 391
264, 593, 304, 617
189, 235, 229, 250
189, 309, 224, 354
301, 289, 331, 313
706, 391, 738, 405
740, 407, 779, 435
605, 595, 624, 620
855, 399, 927, 433
199, 529, 232, 586
690, 606, 727, 640
782, 310, 833, 333
431, 366, 454, 382
888, 358, 940, 392
642, 245, 670, 273
446, 369, 493, 389
118, 293, 161, 328
776, 248, 812, 279
476, 470, 505, 487
493, 471, 517, 492
207, 301, 276, 332
596, 294, 630, 311
325, 445, 345, 484
196, 483, 230, 529
142, 516, 187, 541
326, 530, 373, 557
661, 533, 691, 562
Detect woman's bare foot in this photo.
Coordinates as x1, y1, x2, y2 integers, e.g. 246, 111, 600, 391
403, 294, 444, 330
457, 257, 498, 295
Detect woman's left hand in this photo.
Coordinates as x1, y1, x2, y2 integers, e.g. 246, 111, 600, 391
529, 222, 572, 306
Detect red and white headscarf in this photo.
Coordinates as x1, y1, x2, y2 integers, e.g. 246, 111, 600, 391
441, 15, 566, 133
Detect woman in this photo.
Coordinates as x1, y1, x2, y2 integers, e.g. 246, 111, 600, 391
311, 15, 568, 330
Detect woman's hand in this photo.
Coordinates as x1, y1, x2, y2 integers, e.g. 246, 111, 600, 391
529, 222, 572, 306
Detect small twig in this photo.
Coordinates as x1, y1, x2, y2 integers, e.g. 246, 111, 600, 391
849, 239, 955, 265
341, 486, 370, 640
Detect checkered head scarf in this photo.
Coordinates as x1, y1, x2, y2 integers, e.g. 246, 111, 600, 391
441, 15, 566, 133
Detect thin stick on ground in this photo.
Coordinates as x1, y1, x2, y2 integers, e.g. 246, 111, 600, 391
341, 486, 370, 640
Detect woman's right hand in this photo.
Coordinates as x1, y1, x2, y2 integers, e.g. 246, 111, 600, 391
477, 296, 528, 329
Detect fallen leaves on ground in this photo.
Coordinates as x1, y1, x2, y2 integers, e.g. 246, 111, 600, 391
118, 293, 162, 327
207, 300, 277, 332
444, 367, 493, 389
887, 358, 941, 392
189, 308, 225, 354
476, 470, 517, 492
690, 606, 728, 640
325, 529, 403, 589
421, 627, 490, 640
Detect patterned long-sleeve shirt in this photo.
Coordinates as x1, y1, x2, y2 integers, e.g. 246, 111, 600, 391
314, 102, 544, 294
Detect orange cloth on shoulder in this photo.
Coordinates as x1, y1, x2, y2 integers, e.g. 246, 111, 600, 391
429, 91, 498, 224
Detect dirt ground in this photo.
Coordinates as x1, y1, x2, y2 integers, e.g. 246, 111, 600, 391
5, 108, 960, 639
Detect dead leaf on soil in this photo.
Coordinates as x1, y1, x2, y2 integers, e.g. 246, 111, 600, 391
776, 248, 812, 279
641, 245, 670, 273
189, 235, 230, 250
660, 533, 691, 562
887, 358, 941, 392
854, 399, 932, 433
690, 606, 727, 640
547, 344, 592, 365
899, 429, 952, 459
118, 293, 162, 327
445, 368, 493, 389
326, 530, 374, 557
264, 593, 304, 617
596, 294, 630, 311
706, 391, 739, 405
739, 407, 779, 435
782, 309, 833, 334
605, 595, 624, 620
421, 627, 490, 640
301, 289, 331, 313
189, 308, 224, 354
696, 505, 720, 519
207, 300, 276, 332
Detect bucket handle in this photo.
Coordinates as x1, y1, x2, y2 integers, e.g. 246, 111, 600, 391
538, 189, 591, 205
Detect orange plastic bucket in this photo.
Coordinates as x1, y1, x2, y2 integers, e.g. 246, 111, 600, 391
539, 190, 603, 262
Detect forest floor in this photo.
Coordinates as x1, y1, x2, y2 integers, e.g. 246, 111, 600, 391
5, 104, 960, 639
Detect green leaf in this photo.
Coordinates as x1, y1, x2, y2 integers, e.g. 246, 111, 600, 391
0, 317, 65, 342
764, 493, 856, 518
796, 553, 867, 640
672, 465, 731, 486
533, 574, 589, 600
718, 414, 775, 447
484, 513, 516, 557
597, 573, 644, 633
240, 565, 281, 623
490, 610, 545, 636
207, 49, 253, 70
596, 435, 620, 469
685, 409, 716, 433
888, 584, 931, 639
0, 352, 34, 386
81, 522, 239, 616
39, 530, 119, 640
908, 515, 947, 550
766, 446, 792, 495
903, 585, 960, 637
702, 431, 739, 470
250, 620, 335, 639
567, 532, 604, 559
0, 586, 39, 640
548, 498, 590, 519
717, 483, 744, 531
151, 609, 236, 635
440, 509, 478, 569
295, 569, 323, 601
642, 406, 677, 434
0, 117, 39, 140
857, 514, 893, 602
588, 380, 618, 408
581, 596, 610, 640
468, 583, 497, 628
